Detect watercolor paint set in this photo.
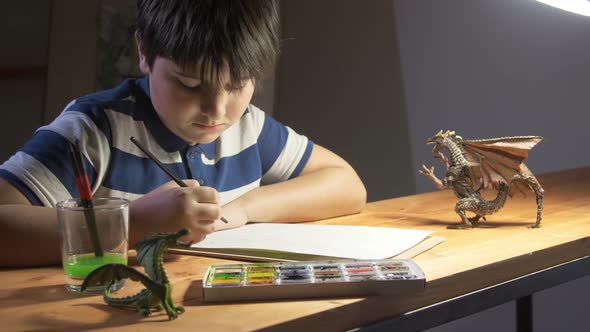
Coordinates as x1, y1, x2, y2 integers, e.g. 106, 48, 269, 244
202, 258, 425, 302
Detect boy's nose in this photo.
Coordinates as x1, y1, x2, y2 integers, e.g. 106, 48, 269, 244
200, 90, 228, 118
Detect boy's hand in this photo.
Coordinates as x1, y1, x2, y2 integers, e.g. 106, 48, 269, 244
129, 180, 221, 244
214, 196, 249, 231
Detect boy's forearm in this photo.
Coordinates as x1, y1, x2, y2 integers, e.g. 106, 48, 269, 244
224, 165, 366, 225
128, 200, 159, 247
0, 205, 61, 267
128, 199, 181, 247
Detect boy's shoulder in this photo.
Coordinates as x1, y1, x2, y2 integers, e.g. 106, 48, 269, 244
244, 103, 265, 120
235, 104, 269, 136
65, 79, 144, 114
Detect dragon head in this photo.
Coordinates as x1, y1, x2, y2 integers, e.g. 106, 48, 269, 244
171, 228, 191, 241
426, 130, 463, 146
167, 228, 194, 247
137, 228, 192, 249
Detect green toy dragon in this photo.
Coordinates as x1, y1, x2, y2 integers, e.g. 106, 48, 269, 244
81, 228, 192, 320
419, 130, 544, 229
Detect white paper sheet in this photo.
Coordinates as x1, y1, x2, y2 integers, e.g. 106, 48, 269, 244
191, 223, 432, 260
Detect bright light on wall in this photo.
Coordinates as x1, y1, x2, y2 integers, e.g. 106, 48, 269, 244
536, 0, 590, 17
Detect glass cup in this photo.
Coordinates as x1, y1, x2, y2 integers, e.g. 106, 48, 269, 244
56, 197, 130, 294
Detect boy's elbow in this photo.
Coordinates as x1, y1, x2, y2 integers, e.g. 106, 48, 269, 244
353, 182, 367, 213
344, 175, 367, 214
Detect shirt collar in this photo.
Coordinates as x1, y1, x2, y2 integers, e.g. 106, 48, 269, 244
197, 142, 216, 160
134, 77, 216, 159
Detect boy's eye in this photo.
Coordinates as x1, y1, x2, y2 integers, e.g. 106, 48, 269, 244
227, 80, 249, 94
228, 85, 243, 94
177, 79, 201, 90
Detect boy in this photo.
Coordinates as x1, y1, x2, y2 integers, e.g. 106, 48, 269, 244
0, 0, 366, 267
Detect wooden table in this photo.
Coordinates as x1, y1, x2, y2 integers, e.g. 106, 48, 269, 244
2, 167, 590, 332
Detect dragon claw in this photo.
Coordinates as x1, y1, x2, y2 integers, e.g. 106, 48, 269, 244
468, 215, 485, 223
418, 164, 433, 174
166, 306, 186, 320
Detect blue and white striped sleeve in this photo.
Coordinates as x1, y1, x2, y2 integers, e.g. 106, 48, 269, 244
0, 101, 112, 207
249, 105, 314, 185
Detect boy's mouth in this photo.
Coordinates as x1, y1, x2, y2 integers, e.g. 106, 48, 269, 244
194, 122, 224, 130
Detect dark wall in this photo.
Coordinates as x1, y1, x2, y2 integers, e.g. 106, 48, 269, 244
0, 1, 51, 162
276, 0, 414, 202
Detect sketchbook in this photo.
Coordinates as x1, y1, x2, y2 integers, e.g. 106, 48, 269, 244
168, 223, 444, 262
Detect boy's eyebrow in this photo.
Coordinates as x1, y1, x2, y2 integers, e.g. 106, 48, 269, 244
173, 69, 251, 86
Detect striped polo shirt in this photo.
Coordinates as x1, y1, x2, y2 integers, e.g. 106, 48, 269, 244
0, 77, 313, 207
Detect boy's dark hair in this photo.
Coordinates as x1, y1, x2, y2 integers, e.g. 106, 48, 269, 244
136, 0, 279, 90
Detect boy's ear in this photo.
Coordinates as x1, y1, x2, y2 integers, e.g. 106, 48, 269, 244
135, 32, 151, 75
252, 78, 257, 95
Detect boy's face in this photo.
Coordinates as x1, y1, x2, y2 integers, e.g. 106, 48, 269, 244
138, 55, 255, 145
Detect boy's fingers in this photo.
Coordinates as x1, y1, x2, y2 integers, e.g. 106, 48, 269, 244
194, 202, 222, 220
183, 179, 201, 188
160, 179, 200, 193
196, 219, 215, 226
191, 220, 215, 234
192, 186, 220, 204
186, 232, 207, 243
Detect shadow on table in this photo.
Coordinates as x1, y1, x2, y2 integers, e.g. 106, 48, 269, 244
183, 278, 205, 304
380, 212, 538, 229
0, 284, 68, 308
20, 302, 169, 332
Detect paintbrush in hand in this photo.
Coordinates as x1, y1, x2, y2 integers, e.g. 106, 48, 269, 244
129, 136, 229, 224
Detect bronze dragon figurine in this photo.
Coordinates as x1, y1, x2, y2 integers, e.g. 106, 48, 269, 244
419, 130, 544, 229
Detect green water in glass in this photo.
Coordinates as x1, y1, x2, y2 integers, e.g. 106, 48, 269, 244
63, 253, 127, 279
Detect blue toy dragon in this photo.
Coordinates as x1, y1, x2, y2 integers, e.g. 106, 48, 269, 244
81, 228, 192, 320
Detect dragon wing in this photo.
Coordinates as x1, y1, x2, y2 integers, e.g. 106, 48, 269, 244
136, 238, 166, 282
461, 136, 543, 193
134, 229, 190, 283
81, 263, 163, 294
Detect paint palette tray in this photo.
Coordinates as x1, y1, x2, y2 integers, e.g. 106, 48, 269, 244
202, 258, 425, 302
